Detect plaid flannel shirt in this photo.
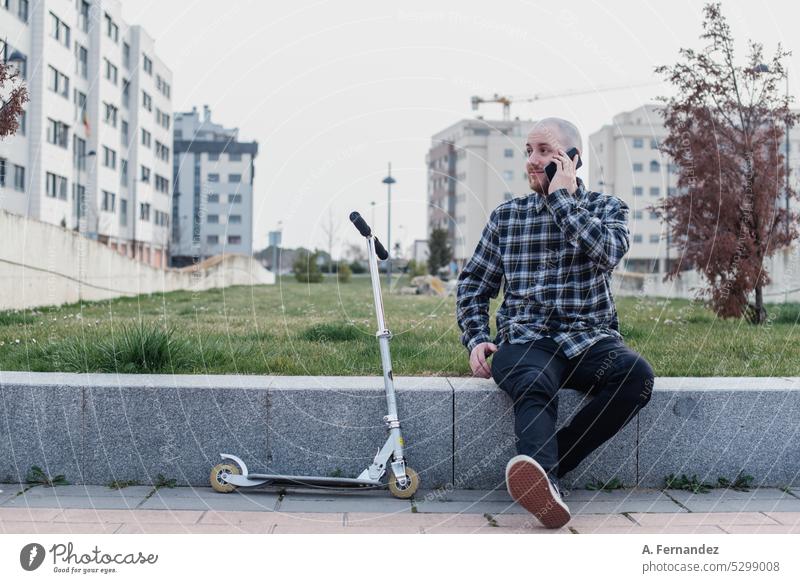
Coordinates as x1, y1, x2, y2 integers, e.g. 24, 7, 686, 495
456, 177, 630, 359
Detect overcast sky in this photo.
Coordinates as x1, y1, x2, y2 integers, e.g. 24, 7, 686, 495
118, 0, 799, 257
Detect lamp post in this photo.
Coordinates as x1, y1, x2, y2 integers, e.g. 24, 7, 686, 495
370, 200, 376, 229
268, 220, 283, 276
382, 163, 396, 289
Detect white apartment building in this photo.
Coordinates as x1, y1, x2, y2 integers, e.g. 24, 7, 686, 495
589, 103, 800, 274
427, 118, 537, 265
171, 106, 258, 267
0, 0, 173, 267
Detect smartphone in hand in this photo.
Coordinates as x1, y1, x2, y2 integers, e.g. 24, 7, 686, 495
545, 147, 583, 181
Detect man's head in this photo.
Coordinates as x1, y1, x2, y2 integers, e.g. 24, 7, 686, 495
525, 118, 583, 194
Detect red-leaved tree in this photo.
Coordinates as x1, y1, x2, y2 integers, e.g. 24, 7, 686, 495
653, 2, 799, 324
0, 59, 28, 138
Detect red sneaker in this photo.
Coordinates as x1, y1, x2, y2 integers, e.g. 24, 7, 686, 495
505, 455, 571, 529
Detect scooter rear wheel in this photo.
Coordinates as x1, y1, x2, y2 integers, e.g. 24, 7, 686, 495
387, 466, 419, 499
210, 462, 241, 493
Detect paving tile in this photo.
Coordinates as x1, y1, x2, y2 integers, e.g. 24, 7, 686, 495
411, 499, 529, 514
201, 510, 344, 526
0, 496, 143, 510
673, 498, 800, 513
0, 507, 64, 521
563, 488, 669, 502
630, 512, 780, 527
723, 525, 800, 534
573, 525, 727, 534
423, 525, 571, 534
138, 495, 277, 512
0, 521, 122, 534
55, 509, 204, 525
276, 496, 412, 513
666, 488, 793, 502
763, 512, 800, 526
271, 525, 422, 534
413, 489, 513, 503
346, 511, 489, 528
0, 485, 24, 505
571, 499, 686, 514
116, 522, 266, 534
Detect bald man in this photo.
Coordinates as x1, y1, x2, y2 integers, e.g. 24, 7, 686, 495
456, 118, 655, 529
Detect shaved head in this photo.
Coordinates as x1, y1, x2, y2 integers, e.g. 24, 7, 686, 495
533, 117, 582, 153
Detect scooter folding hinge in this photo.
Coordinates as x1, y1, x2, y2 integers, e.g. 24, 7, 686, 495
375, 329, 392, 340
383, 414, 400, 429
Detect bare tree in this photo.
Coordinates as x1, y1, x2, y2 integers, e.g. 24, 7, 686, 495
0, 59, 28, 138
319, 208, 342, 273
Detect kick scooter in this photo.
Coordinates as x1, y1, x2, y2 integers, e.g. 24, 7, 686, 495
209, 211, 419, 498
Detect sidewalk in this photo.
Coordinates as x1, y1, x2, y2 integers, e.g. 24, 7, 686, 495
1, 483, 799, 534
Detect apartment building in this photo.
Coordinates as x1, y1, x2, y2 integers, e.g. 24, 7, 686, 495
0, 0, 173, 267
171, 105, 258, 267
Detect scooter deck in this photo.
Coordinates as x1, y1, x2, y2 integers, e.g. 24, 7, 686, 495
229, 473, 385, 490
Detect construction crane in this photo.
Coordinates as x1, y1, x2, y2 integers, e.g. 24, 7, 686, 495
471, 81, 660, 121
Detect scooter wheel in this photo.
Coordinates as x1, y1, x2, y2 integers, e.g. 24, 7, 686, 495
210, 462, 241, 493
387, 466, 419, 499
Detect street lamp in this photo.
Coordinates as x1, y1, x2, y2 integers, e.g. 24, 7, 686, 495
382, 163, 396, 289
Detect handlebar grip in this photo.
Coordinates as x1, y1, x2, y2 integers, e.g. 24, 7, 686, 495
350, 211, 389, 260
349, 211, 371, 237
373, 237, 389, 260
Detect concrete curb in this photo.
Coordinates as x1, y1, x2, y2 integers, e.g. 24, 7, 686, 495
1, 372, 798, 490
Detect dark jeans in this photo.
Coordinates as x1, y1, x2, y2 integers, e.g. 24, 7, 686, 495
490, 334, 655, 480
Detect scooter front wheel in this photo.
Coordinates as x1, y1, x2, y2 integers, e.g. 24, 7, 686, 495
210, 462, 241, 493
387, 466, 419, 499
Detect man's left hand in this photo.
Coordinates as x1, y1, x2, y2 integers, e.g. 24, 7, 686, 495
547, 149, 578, 195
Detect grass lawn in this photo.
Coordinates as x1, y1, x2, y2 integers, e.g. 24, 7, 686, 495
0, 273, 798, 376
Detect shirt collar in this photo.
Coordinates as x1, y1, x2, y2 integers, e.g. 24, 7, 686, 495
530, 176, 589, 213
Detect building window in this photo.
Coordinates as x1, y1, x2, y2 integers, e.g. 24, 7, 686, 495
633, 234, 643, 243
103, 146, 117, 170
73, 135, 86, 170
502, 170, 514, 181
0, 158, 5, 187
650, 212, 660, 220
122, 79, 130, 108
649, 186, 660, 196
208, 194, 219, 203
46, 118, 69, 148
155, 141, 170, 162
18, 0, 28, 23
73, 89, 87, 123
140, 202, 151, 221
633, 138, 643, 148
143, 54, 153, 75
141, 128, 151, 148
121, 159, 128, 184
120, 199, 128, 225
46, 172, 68, 199
228, 194, 242, 203
142, 91, 152, 111
122, 42, 130, 69
208, 173, 219, 183
208, 153, 220, 161
155, 174, 169, 193
104, 102, 118, 127
14, 164, 25, 191
104, 58, 118, 85
47, 65, 69, 98
121, 120, 129, 144
633, 210, 643, 220
102, 190, 116, 212
650, 160, 660, 172
207, 214, 219, 224
228, 173, 241, 183
79, 1, 89, 32
632, 186, 643, 196
227, 235, 242, 245
105, 13, 118, 43
649, 234, 660, 243
667, 187, 677, 196
50, 12, 70, 48
140, 165, 151, 183
228, 152, 241, 162
207, 235, 219, 245
229, 215, 242, 224
632, 162, 643, 172
504, 149, 514, 158
73, 183, 86, 216
650, 138, 659, 149
75, 43, 88, 78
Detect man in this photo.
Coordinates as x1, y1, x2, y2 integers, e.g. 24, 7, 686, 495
456, 118, 655, 529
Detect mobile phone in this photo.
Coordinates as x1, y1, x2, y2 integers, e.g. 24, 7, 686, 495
544, 147, 582, 181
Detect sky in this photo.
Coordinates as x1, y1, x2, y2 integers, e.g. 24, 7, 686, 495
118, 0, 800, 258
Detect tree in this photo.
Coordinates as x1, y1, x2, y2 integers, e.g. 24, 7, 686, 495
0, 59, 28, 138
336, 260, 352, 283
319, 208, 341, 275
293, 250, 324, 283
654, 2, 799, 324
427, 228, 452, 276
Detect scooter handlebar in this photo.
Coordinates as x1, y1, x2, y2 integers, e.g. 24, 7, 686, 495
350, 211, 389, 260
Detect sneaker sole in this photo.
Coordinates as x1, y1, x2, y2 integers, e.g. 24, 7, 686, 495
506, 455, 571, 529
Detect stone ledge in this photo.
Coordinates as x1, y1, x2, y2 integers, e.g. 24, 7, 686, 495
0, 373, 797, 489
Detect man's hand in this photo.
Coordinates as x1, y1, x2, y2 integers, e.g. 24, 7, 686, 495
547, 149, 578, 195
469, 342, 498, 378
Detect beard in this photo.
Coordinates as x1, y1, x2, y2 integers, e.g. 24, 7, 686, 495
528, 172, 549, 195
